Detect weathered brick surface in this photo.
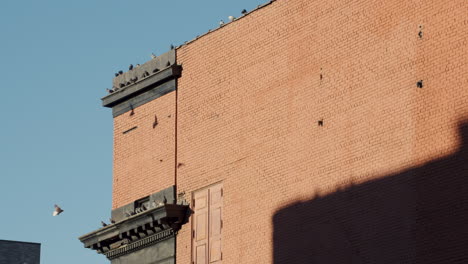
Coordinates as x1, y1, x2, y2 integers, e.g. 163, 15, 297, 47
110, 0, 468, 262
112, 93, 176, 208
175, 0, 468, 263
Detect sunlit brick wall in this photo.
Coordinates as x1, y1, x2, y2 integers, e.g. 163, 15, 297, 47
112, 93, 176, 208
175, 0, 468, 263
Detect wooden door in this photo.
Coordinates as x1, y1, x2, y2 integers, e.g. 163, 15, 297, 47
192, 183, 223, 264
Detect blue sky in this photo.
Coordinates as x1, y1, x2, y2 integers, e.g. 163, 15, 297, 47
0, 0, 266, 262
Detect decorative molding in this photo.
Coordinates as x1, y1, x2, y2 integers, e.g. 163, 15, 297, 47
105, 229, 175, 260
79, 204, 189, 260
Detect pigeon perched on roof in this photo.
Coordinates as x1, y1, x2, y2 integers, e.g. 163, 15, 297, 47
219, 20, 225, 26
106, 88, 114, 94
170, 44, 175, 50
129, 64, 134, 71
101, 221, 108, 227
228, 16, 235, 22
151, 53, 157, 59
53, 204, 64, 216
241, 9, 247, 15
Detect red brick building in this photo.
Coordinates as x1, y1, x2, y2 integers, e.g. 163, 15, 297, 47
80, 0, 468, 263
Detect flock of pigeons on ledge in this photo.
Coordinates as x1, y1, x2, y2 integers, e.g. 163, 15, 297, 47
105, 9, 249, 95
52, 196, 168, 228
106, 57, 172, 94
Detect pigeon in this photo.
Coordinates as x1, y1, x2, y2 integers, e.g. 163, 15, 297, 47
114, 73, 119, 77
241, 9, 247, 15
135, 64, 140, 68
170, 44, 175, 50
106, 88, 114, 94
101, 221, 108, 227
219, 20, 225, 26
228, 16, 235, 22
118, 70, 123, 75
151, 53, 157, 59
129, 64, 134, 71
110, 218, 116, 224
53, 204, 64, 216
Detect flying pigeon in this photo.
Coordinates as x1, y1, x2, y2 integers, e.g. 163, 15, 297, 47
101, 221, 108, 227
228, 16, 235, 22
241, 9, 247, 15
129, 64, 134, 71
53, 204, 64, 216
151, 53, 157, 59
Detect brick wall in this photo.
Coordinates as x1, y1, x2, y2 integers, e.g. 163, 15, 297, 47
109, 0, 468, 262
175, 0, 468, 263
112, 92, 176, 208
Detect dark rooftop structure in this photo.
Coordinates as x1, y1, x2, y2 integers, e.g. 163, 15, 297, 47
0, 239, 41, 264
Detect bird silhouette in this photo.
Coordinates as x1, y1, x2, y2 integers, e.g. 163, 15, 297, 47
241, 9, 247, 15
219, 20, 225, 26
110, 218, 116, 224
118, 70, 123, 75
106, 88, 114, 94
114, 73, 119, 77
151, 53, 157, 59
417, 80, 423, 88
129, 64, 133, 71
53, 204, 64, 216
101, 221, 108, 227
170, 44, 175, 50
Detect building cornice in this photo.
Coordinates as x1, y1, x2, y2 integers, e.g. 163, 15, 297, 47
79, 204, 189, 260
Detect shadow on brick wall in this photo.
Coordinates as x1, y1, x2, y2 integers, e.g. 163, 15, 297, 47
273, 121, 468, 264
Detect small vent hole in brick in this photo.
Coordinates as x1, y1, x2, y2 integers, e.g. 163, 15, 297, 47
318, 119, 324, 126
177, 162, 185, 168
153, 115, 158, 128
418, 25, 423, 39
417, 80, 423, 88
320, 68, 323, 81
123, 126, 138, 134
